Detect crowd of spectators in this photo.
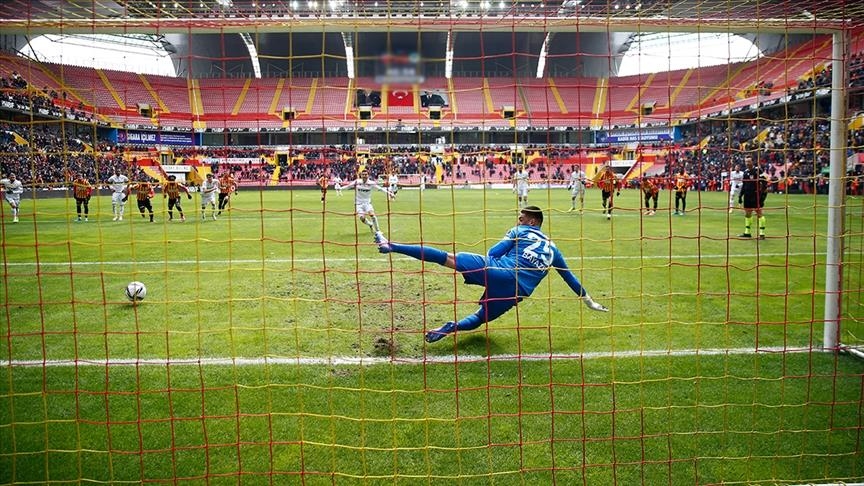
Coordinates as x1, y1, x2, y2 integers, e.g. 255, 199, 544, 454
2, 119, 862, 195
1, 72, 92, 123
660, 115, 864, 195
790, 52, 864, 97
1, 121, 130, 189
2, 93, 863, 195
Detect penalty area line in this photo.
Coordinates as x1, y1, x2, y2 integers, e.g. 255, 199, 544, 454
3, 346, 820, 368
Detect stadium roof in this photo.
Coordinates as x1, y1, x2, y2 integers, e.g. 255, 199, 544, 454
2, 1, 861, 78
1, 0, 861, 33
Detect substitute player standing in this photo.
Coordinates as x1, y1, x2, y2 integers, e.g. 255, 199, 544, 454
200, 173, 219, 220
512, 165, 530, 209
567, 167, 587, 213
107, 168, 130, 221
341, 168, 393, 237
0, 173, 23, 223
374, 206, 609, 343
162, 175, 192, 222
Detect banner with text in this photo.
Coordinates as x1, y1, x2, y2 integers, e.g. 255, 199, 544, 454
116, 130, 196, 146
598, 127, 677, 144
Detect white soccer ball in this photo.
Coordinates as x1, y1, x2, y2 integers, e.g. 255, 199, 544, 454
125, 281, 147, 302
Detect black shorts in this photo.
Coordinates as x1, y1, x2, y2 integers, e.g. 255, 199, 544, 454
168, 197, 183, 210
742, 194, 763, 209
138, 199, 153, 211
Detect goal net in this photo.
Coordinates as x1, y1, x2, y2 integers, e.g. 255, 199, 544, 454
1, 1, 863, 484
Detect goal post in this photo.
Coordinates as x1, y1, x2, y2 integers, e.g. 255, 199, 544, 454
824, 29, 849, 351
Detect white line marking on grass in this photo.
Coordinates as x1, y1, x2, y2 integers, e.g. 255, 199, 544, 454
2, 252, 826, 268
3, 346, 822, 368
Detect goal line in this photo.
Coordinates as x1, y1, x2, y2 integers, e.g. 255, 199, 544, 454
3, 346, 819, 368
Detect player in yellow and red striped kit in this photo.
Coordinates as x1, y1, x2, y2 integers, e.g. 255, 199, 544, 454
162, 175, 192, 222
72, 174, 93, 222
126, 180, 156, 223
594, 164, 620, 220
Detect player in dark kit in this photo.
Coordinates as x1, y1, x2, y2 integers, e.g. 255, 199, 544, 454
374, 206, 609, 343
738, 156, 769, 239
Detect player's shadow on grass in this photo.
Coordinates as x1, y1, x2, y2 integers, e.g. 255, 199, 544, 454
452, 333, 507, 355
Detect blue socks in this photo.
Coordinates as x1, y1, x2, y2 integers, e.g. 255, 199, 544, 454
389, 243, 448, 266
454, 313, 482, 331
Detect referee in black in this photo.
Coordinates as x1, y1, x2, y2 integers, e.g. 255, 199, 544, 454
738, 156, 768, 239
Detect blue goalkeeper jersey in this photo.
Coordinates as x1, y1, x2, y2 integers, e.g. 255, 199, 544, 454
487, 224, 586, 298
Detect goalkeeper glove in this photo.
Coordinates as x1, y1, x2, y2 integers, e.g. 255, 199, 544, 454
582, 295, 609, 312
122, 196, 128, 202
187, 194, 192, 200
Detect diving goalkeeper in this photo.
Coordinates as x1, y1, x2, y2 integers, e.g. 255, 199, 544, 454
375, 206, 609, 343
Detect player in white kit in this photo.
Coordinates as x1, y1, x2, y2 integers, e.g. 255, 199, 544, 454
387, 173, 399, 197
199, 172, 220, 220
567, 168, 587, 213
341, 169, 394, 237
1, 173, 23, 223
728, 163, 744, 213
512, 166, 530, 209
332, 175, 343, 196
107, 169, 130, 221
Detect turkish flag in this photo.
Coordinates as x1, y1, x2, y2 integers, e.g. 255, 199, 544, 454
388, 88, 414, 107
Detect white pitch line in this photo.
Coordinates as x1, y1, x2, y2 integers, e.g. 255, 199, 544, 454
3, 346, 820, 368
1, 251, 826, 267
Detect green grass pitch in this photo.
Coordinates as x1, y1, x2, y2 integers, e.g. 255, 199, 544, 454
2, 186, 863, 484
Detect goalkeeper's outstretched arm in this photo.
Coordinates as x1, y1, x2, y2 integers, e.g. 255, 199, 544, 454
552, 250, 609, 312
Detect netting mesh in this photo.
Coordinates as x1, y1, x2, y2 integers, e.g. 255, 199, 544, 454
1, 1, 864, 484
